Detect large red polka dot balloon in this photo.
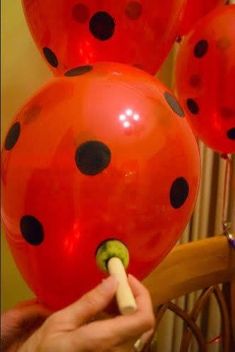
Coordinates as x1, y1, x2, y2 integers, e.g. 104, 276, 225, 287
179, 0, 224, 36
2, 63, 200, 310
175, 5, 235, 154
21, 0, 187, 75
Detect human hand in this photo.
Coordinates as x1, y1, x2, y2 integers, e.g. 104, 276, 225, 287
16, 275, 155, 352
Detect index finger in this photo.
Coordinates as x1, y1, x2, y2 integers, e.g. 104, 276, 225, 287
76, 275, 155, 344
113, 274, 155, 336
128, 274, 154, 315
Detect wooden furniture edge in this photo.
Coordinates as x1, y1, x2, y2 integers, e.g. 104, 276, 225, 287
143, 235, 235, 306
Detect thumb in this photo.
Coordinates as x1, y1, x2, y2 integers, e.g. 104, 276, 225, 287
53, 276, 118, 327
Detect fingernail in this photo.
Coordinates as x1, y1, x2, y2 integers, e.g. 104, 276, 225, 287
134, 338, 145, 352
101, 276, 118, 290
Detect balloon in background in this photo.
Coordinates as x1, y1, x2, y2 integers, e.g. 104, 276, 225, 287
21, 0, 187, 75
179, 0, 224, 36
175, 5, 235, 154
2, 63, 200, 310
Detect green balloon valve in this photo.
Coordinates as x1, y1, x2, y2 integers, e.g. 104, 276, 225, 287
96, 239, 137, 315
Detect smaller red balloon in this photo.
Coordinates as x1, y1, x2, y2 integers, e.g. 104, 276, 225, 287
175, 5, 235, 154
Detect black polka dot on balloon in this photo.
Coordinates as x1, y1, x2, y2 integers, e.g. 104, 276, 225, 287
125, 1, 143, 20
89, 11, 115, 41
72, 3, 90, 23
189, 74, 202, 88
75, 140, 111, 175
43, 47, 58, 67
186, 98, 199, 115
24, 105, 42, 124
170, 177, 189, 209
5, 122, 21, 150
176, 35, 182, 43
164, 91, 185, 117
20, 215, 44, 245
64, 65, 93, 77
216, 37, 231, 50
220, 107, 235, 119
227, 128, 235, 140
194, 40, 208, 58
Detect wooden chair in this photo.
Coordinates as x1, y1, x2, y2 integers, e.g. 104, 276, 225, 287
142, 236, 235, 352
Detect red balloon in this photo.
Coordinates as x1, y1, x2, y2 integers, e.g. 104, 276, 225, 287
175, 5, 235, 154
179, 0, 224, 36
2, 63, 200, 310
21, 0, 186, 75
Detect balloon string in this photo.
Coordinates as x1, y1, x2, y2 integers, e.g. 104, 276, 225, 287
221, 153, 235, 249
